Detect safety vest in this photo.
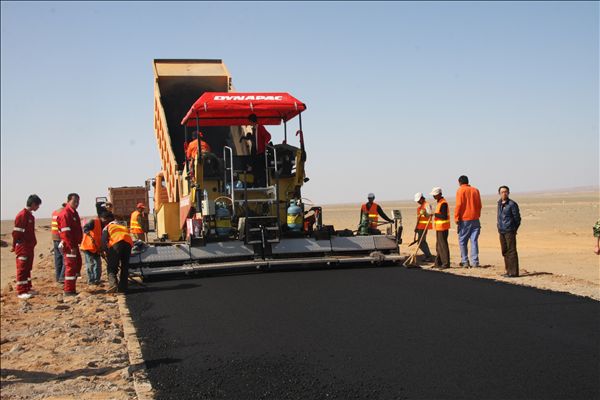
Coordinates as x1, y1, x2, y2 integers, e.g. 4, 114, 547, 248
434, 198, 451, 231
129, 210, 144, 234
416, 202, 433, 230
51, 209, 62, 241
107, 222, 134, 248
361, 202, 379, 229
80, 218, 102, 253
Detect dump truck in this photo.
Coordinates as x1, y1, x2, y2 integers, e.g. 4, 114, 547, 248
95, 185, 150, 230
128, 59, 403, 277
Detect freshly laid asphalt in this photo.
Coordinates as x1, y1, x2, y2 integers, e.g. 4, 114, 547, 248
126, 266, 600, 399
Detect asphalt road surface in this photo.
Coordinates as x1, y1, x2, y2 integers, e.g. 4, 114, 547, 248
126, 266, 600, 399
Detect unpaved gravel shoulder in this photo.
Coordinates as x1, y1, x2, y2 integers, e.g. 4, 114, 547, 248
1, 248, 138, 399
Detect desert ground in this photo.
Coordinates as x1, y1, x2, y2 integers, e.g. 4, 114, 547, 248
0, 190, 598, 399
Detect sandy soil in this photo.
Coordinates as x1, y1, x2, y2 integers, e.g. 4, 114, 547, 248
0, 191, 598, 399
1, 220, 136, 399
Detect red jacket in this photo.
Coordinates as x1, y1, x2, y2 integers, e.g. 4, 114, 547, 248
455, 184, 482, 222
12, 208, 36, 250
58, 204, 83, 251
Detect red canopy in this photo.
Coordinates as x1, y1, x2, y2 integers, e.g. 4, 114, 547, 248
181, 92, 306, 127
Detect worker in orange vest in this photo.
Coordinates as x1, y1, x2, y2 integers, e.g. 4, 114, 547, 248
430, 187, 451, 269
129, 203, 146, 242
101, 212, 134, 293
81, 213, 105, 285
413, 192, 434, 262
51, 203, 66, 284
186, 131, 212, 160
360, 193, 393, 235
11, 194, 42, 299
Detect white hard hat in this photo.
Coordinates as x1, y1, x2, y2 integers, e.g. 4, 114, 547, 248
367, 193, 375, 199
430, 187, 442, 196
414, 192, 424, 202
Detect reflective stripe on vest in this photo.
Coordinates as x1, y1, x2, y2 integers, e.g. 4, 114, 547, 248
130, 211, 143, 234
416, 202, 433, 230
434, 198, 451, 231
108, 223, 134, 248
13, 227, 25, 232
361, 202, 379, 229
51, 212, 60, 233
80, 218, 102, 253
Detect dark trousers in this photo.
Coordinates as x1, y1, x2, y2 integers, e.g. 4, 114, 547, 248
416, 229, 432, 258
53, 240, 65, 282
499, 232, 519, 276
107, 241, 132, 292
435, 230, 450, 268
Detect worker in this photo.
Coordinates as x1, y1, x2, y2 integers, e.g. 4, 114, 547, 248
455, 175, 483, 268
413, 192, 434, 262
360, 193, 393, 235
11, 194, 42, 299
57, 193, 83, 297
497, 185, 521, 277
101, 212, 134, 293
102, 202, 113, 213
81, 212, 105, 285
51, 202, 66, 284
129, 203, 146, 241
431, 187, 450, 269
595, 219, 600, 256
240, 125, 272, 187
186, 130, 212, 160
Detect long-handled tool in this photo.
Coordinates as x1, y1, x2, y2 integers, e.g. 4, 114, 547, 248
403, 215, 432, 267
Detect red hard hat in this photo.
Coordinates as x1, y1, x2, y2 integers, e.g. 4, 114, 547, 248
137, 203, 145, 209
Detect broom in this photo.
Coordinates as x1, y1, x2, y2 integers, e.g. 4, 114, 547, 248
403, 215, 432, 267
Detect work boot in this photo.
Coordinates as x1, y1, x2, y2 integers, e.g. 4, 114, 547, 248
459, 262, 470, 268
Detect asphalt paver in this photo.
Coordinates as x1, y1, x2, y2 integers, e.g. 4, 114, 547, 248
126, 266, 600, 399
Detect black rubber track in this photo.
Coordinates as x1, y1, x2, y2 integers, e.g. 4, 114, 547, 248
126, 266, 600, 399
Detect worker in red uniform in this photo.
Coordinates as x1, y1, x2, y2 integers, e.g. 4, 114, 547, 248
51, 203, 66, 284
360, 193, 393, 234
11, 194, 42, 299
57, 193, 83, 296
101, 212, 134, 293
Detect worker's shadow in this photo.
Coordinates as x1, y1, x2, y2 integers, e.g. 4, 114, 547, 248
0, 366, 125, 385
519, 271, 553, 277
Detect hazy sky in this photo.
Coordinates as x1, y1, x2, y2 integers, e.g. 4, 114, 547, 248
1, 1, 598, 219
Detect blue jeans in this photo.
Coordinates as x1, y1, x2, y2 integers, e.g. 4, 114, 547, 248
53, 240, 65, 282
83, 250, 102, 283
457, 220, 481, 266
